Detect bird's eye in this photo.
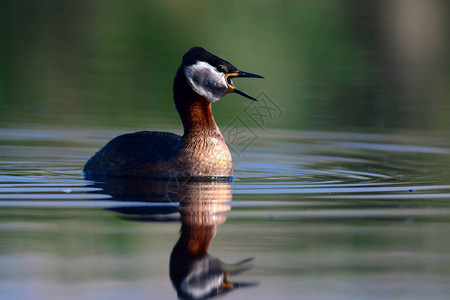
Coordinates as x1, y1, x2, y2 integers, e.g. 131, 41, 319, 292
217, 65, 226, 73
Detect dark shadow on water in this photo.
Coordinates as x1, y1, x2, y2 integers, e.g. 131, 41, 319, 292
89, 178, 257, 299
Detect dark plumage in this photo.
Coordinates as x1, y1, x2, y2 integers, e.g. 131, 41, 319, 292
84, 131, 181, 178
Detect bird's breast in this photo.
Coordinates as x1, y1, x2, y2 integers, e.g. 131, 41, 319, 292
178, 135, 233, 178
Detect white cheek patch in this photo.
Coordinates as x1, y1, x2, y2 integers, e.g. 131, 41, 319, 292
184, 61, 229, 103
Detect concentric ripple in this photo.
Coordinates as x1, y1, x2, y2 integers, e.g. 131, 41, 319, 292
0, 128, 449, 216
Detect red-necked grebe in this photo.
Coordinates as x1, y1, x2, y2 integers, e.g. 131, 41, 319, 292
84, 47, 263, 179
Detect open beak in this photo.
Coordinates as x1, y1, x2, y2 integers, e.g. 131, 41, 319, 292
225, 71, 264, 101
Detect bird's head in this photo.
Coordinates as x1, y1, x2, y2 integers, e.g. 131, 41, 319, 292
181, 47, 264, 103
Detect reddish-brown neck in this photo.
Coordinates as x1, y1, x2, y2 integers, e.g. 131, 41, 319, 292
173, 67, 220, 136
179, 100, 219, 136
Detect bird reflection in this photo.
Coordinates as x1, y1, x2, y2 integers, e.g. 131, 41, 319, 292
90, 178, 256, 299
169, 181, 255, 299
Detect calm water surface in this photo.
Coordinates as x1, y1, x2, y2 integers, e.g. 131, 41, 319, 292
1, 127, 450, 299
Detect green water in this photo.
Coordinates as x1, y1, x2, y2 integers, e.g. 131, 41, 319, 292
1, 128, 450, 299
1, 1, 450, 299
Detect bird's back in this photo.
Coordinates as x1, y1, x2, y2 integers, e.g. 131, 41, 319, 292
84, 131, 182, 178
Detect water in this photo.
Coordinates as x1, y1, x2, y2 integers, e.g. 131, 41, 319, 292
1, 127, 450, 300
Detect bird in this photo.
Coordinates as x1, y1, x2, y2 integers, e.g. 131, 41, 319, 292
84, 47, 263, 180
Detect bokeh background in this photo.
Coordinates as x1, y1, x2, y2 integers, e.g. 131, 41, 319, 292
1, 0, 449, 133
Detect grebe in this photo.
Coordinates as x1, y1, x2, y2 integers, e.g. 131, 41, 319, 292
84, 47, 263, 179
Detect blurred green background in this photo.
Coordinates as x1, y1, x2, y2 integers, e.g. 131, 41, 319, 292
1, 0, 449, 133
